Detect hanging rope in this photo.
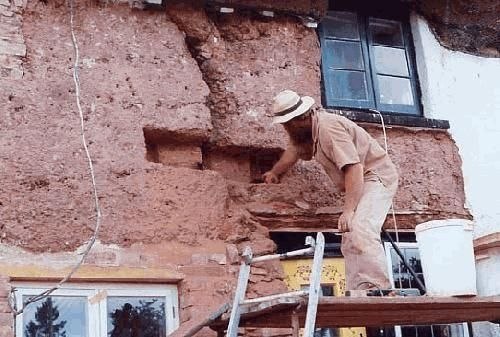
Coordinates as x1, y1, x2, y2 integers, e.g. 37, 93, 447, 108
10, 0, 102, 316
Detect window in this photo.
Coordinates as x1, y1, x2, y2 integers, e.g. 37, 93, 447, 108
14, 283, 179, 337
383, 243, 468, 337
319, 10, 421, 115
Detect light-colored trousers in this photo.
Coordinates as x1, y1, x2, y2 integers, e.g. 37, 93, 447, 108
341, 177, 398, 290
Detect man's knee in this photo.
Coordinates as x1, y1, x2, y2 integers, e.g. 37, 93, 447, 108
341, 231, 374, 255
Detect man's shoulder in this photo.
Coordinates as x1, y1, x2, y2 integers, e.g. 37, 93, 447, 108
316, 108, 353, 129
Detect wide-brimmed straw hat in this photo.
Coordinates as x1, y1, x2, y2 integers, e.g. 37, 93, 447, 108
271, 90, 315, 124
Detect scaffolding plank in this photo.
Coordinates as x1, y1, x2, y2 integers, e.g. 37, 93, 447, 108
210, 296, 500, 330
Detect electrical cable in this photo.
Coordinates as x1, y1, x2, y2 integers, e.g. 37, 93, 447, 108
371, 108, 426, 293
368, 109, 403, 289
10, 0, 102, 316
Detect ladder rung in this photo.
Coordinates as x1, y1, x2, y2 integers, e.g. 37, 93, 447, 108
250, 247, 314, 264
241, 290, 308, 305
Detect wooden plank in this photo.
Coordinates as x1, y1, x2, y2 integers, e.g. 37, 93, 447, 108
303, 232, 325, 337
169, 303, 230, 337
210, 296, 500, 330
291, 312, 299, 337
238, 307, 499, 328
226, 250, 252, 337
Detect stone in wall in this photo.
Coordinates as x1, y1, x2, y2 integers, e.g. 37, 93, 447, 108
229, 126, 470, 231
204, 0, 498, 57
415, 0, 500, 57
0, 4, 220, 251
167, 2, 322, 149
208, 0, 328, 19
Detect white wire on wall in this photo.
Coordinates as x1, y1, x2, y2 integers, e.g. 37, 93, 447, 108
369, 108, 403, 289
9, 0, 102, 316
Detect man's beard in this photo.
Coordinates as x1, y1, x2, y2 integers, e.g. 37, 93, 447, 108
286, 126, 313, 146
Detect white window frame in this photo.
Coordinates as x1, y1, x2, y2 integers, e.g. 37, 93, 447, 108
384, 242, 469, 337
13, 282, 179, 337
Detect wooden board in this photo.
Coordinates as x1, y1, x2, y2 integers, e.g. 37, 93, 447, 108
210, 296, 500, 330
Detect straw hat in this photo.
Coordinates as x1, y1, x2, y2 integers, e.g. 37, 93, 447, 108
271, 90, 315, 124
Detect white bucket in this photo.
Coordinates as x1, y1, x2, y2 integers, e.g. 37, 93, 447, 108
415, 219, 477, 296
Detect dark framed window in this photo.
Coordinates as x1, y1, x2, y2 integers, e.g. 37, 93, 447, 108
381, 243, 468, 337
319, 10, 422, 116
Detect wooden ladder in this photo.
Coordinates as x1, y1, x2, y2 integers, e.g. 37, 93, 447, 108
225, 232, 325, 337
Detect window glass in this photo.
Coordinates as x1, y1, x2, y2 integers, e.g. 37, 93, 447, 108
325, 40, 364, 70
329, 70, 368, 100
401, 326, 417, 337
377, 75, 414, 105
416, 325, 433, 337
433, 324, 465, 337
387, 246, 466, 337
322, 12, 359, 40
107, 296, 166, 337
369, 18, 404, 47
373, 46, 409, 76
23, 296, 87, 337
319, 10, 420, 115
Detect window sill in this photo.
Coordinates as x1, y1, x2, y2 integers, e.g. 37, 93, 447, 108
327, 109, 450, 129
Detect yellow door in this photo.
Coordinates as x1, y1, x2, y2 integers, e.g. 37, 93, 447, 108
282, 257, 367, 337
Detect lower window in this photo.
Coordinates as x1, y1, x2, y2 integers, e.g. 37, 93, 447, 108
14, 283, 179, 337
383, 242, 469, 337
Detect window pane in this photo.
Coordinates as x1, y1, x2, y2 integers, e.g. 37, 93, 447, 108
401, 326, 417, 337
324, 40, 364, 70
369, 18, 404, 47
416, 325, 433, 337
107, 297, 166, 337
328, 70, 368, 101
321, 285, 335, 297
322, 12, 359, 40
373, 46, 409, 76
23, 296, 87, 337
314, 328, 339, 337
391, 248, 401, 275
405, 249, 422, 274
377, 75, 414, 105
432, 324, 464, 337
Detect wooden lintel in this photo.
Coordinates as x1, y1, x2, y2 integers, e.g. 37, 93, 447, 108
4, 264, 184, 284
474, 232, 500, 254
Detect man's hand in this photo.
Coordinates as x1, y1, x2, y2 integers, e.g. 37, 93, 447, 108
338, 210, 354, 232
262, 171, 279, 184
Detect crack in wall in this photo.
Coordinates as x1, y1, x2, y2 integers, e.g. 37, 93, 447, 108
166, 3, 238, 145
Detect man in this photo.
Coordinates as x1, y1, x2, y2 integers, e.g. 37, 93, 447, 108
263, 89, 399, 292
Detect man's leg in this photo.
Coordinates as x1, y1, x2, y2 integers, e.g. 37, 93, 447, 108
341, 179, 397, 291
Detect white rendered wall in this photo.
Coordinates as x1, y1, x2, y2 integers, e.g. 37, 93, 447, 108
410, 15, 500, 337
410, 15, 500, 239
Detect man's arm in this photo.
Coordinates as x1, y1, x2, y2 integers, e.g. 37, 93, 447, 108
338, 162, 364, 232
262, 145, 299, 183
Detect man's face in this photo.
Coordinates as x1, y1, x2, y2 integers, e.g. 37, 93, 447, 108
283, 113, 313, 144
